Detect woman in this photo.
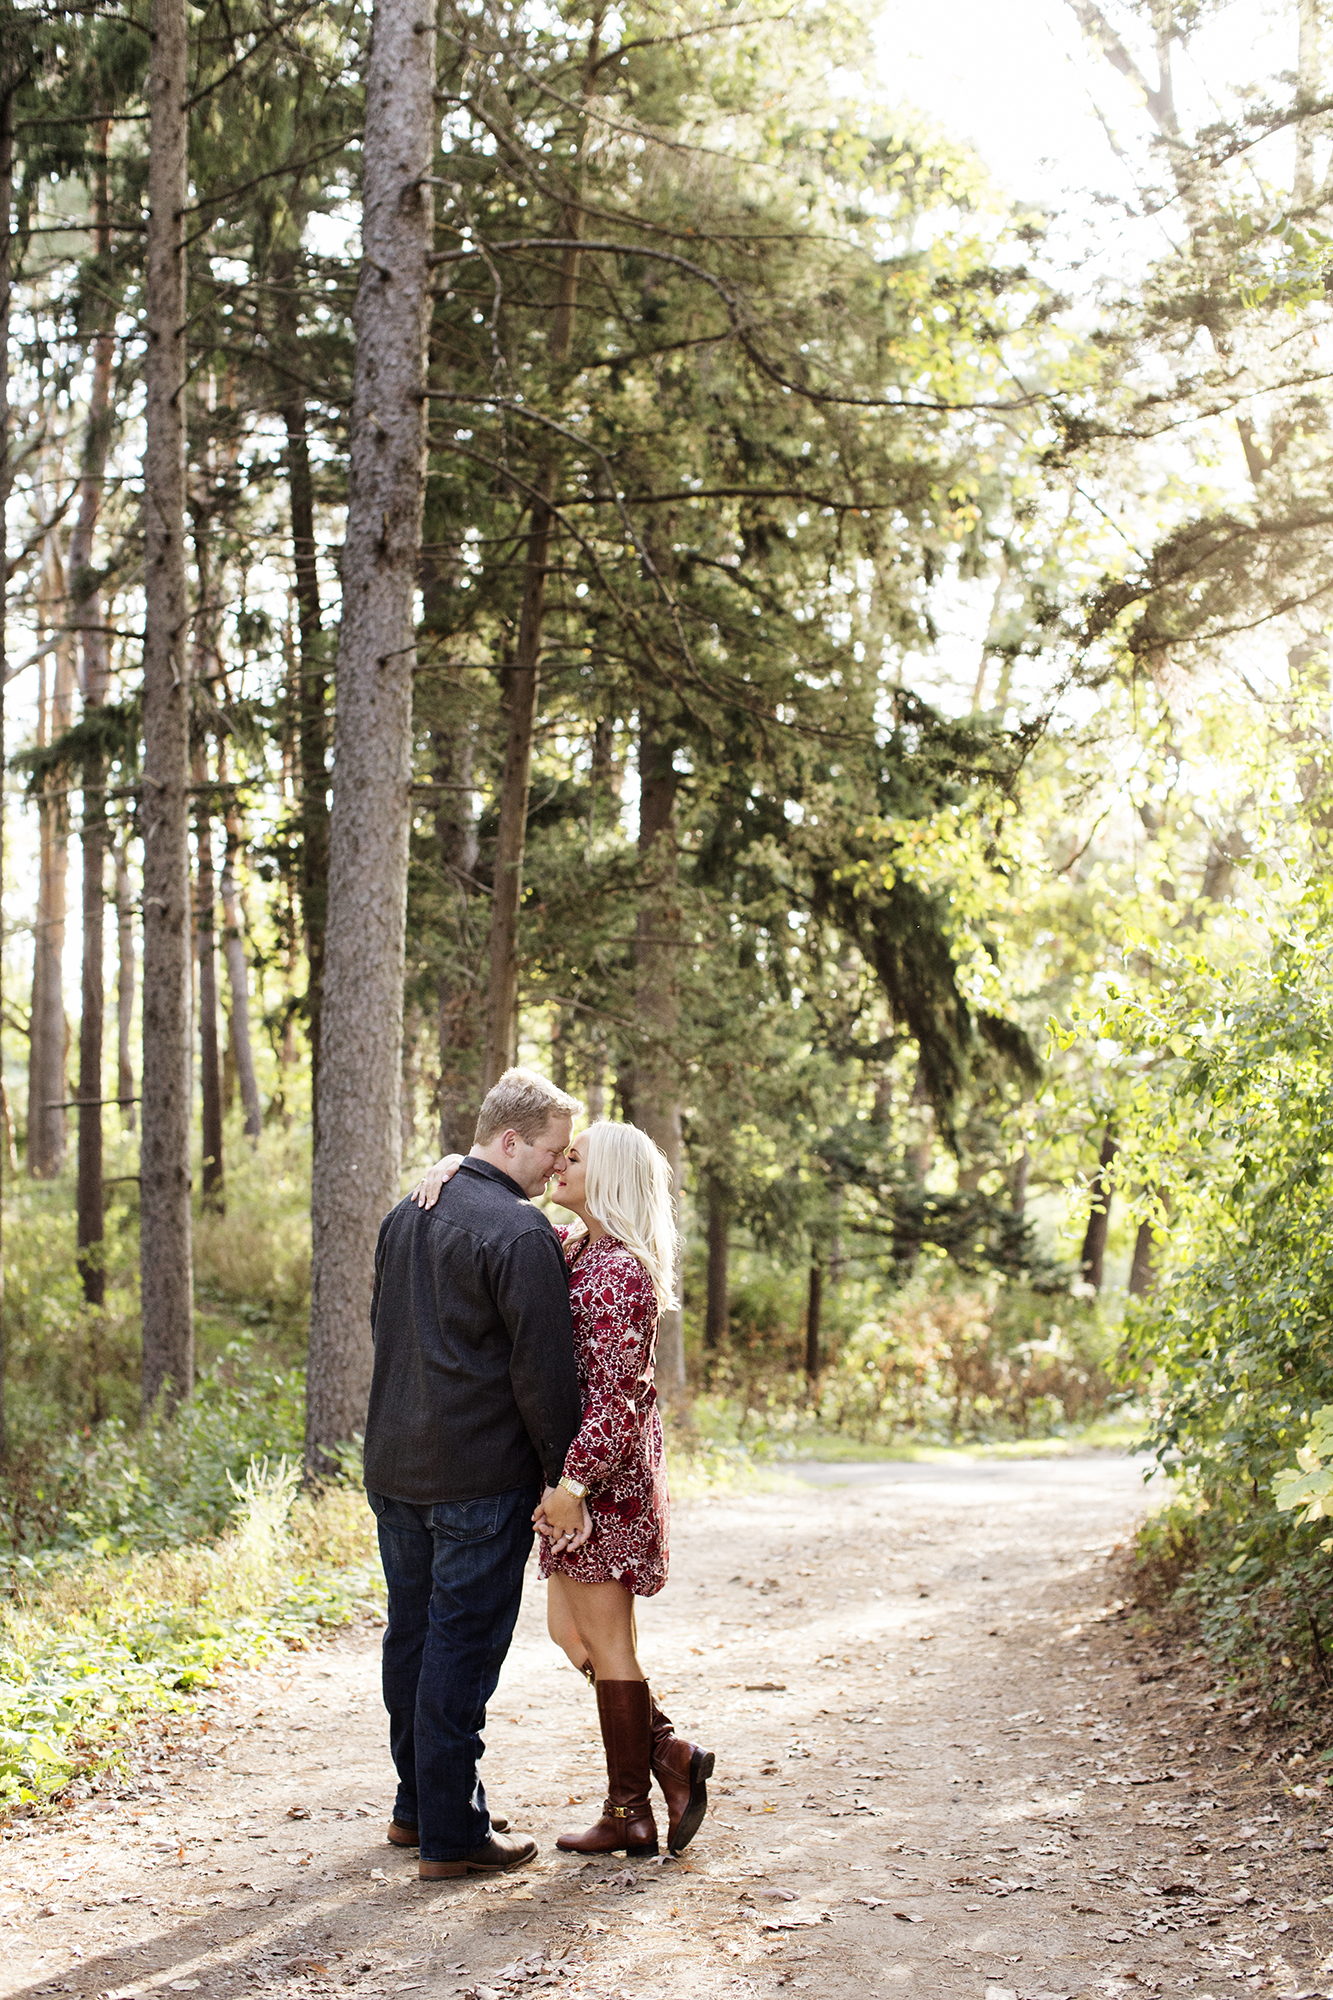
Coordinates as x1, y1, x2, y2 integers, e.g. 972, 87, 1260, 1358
414, 1120, 714, 1859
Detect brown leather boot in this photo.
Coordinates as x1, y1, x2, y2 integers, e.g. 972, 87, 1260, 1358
556, 1680, 658, 1858
649, 1693, 714, 1853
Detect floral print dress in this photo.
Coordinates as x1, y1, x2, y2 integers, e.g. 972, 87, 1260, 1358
539, 1230, 670, 1598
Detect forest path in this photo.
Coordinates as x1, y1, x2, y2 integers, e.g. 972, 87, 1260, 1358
2, 1456, 1331, 2000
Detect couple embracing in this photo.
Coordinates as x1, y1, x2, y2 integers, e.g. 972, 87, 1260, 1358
361, 1068, 714, 1879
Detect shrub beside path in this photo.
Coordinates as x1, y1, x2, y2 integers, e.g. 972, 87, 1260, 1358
0, 1458, 1329, 2000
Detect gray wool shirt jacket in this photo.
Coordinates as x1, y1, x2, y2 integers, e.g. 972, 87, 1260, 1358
362, 1157, 582, 1505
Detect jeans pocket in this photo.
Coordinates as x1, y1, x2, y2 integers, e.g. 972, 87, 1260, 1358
431, 1494, 504, 1542
365, 1489, 388, 1519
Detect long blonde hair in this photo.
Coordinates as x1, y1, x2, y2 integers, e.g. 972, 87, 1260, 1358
582, 1120, 679, 1313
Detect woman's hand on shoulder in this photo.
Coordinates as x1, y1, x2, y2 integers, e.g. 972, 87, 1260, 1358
410, 1154, 464, 1209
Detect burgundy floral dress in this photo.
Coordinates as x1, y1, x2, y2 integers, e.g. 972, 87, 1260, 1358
539, 1230, 670, 1597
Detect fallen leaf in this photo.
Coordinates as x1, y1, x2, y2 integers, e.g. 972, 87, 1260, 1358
287, 1805, 311, 1821
168, 1984, 200, 1993
893, 1910, 923, 1923
745, 1682, 787, 1692
854, 1895, 886, 1908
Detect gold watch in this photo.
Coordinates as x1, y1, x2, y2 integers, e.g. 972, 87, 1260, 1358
558, 1475, 588, 1500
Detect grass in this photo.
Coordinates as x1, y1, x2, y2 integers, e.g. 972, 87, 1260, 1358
0, 1461, 381, 1810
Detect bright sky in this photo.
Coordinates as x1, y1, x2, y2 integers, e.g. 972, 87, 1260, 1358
873, 0, 1117, 214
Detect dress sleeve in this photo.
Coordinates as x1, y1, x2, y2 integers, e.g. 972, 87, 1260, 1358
562, 1253, 657, 1491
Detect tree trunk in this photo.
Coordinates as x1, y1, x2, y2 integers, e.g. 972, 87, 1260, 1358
0, 74, 14, 1459
433, 723, 482, 1153
193, 744, 223, 1209
71, 113, 114, 1302
114, 834, 136, 1126
28, 575, 75, 1180
218, 779, 261, 1140
139, 0, 194, 1411
1079, 1126, 1118, 1293
704, 1175, 728, 1358
634, 715, 685, 1394
481, 221, 584, 1089
306, 0, 435, 1472
276, 251, 330, 1129
805, 1250, 823, 1386
1128, 1197, 1162, 1299
76, 796, 106, 1302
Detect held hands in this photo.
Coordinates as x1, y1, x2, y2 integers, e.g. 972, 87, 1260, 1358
534, 1484, 592, 1555
411, 1154, 464, 1209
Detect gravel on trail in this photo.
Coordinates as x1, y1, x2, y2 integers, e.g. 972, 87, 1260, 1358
0, 1454, 1330, 2000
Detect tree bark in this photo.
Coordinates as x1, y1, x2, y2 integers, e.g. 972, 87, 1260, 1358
634, 714, 685, 1394
114, 834, 136, 1126
704, 1175, 729, 1358
306, 0, 435, 1471
432, 722, 482, 1153
276, 250, 330, 1129
139, 0, 194, 1411
481, 218, 584, 1089
1128, 1218, 1156, 1297
28, 564, 75, 1180
193, 743, 223, 1208
0, 74, 14, 1459
805, 1250, 823, 1386
1079, 1125, 1118, 1293
217, 770, 261, 1140
70, 119, 115, 1305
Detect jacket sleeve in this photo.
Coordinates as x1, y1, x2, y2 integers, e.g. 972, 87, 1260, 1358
493, 1224, 582, 1487
562, 1258, 657, 1491
369, 1209, 394, 1345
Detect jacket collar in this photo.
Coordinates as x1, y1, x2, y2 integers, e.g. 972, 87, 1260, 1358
458, 1155, 532, 1202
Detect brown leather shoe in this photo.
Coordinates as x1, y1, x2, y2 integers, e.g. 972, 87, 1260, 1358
556, 1680, 658, 1858
388, 1815, 508, 1846
649, 1694, 714, 1853
419, 1830, 536, 1878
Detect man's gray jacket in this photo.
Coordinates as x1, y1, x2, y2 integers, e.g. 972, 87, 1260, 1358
362, 1157, 582, 1505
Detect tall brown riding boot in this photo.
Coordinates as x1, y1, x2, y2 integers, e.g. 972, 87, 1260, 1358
556, 1680, 658, 1858
649, 1692, 714, 1853
576, 1662, 713, 1854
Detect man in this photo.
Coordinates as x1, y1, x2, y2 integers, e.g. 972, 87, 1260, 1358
363, 1067, 587, 1879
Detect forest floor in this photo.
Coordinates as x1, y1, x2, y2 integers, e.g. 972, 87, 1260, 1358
0, 1455, 1330, 2000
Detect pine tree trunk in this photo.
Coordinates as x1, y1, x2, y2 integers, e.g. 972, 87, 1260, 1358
139, 0, 194, 1410
1079, 1126, 1118, 1293
28, 607, 75, 1180
481, 226, 583, 1089
114, 835, 136, 1127
218, 781, 262, 1140
805, 1250, 823, 1386
276, 252, 329, 1129
634, 715, 685, 1394
432, 724, 482, 1153
70, 120, 114, 1305
306, 0, 435, 1470
704, 1175, 729, 1358
0, 74, 14, 1459
76, 794, 105, 1302
193, 743, 223, 1209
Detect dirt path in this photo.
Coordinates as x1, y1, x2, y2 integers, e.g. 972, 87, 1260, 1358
1, 1456, 1330, 2000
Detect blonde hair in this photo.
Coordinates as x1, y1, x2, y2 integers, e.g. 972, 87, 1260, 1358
582, 1120, 679, 1313
475, 1066, 581, 1145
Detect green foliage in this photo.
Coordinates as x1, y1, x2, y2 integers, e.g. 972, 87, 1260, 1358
1090, 888, 1333, 1682
0, 1459, 378, 1809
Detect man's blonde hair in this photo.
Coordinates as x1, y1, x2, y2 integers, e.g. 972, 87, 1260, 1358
583, 1120, 679, 1313
474, 1067, 582, 1146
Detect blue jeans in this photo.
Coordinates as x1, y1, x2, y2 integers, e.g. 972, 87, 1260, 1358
367, 1484, 539, 1862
